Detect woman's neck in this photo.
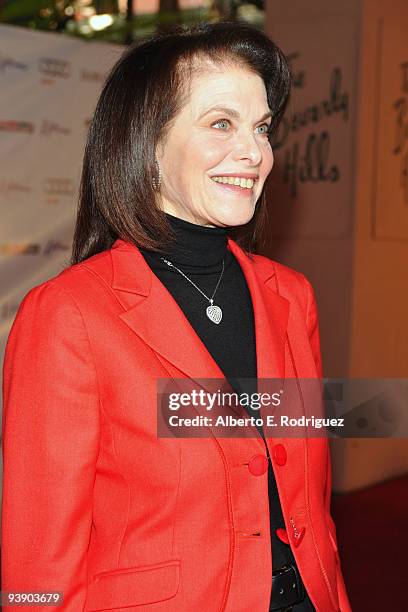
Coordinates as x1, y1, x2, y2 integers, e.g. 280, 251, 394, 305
150, 212, 229, 270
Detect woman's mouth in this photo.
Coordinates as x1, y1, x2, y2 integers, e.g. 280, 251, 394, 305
209, 175, 255, 196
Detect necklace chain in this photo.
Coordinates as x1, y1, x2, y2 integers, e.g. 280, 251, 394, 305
160, 257, 225, 325
160, 257, 225, 304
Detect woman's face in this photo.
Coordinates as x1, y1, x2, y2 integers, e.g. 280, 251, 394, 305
155, 60, 274, 228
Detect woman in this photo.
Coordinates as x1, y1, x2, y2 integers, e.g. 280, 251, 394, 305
2, 22, 351, 612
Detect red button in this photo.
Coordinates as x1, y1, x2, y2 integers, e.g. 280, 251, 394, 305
248, 454, 269, 476
276, 528, 290, 544
293, 526, 305, 547
273, 444, 287, 466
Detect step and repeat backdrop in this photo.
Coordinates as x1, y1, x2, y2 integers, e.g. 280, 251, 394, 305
0, 26, 124, 520
0, 25, 123, 411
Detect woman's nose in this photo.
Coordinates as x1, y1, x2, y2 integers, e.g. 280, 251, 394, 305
233, 131, 263, 165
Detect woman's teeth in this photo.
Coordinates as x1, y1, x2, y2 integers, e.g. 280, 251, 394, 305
211, 176, 254, 189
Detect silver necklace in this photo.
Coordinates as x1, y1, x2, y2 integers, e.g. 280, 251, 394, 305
161, 257, 225, 324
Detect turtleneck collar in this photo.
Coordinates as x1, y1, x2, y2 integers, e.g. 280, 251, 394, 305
142, 212, 230, 271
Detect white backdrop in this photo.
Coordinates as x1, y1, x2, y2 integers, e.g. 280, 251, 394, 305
0, 25, 124, 418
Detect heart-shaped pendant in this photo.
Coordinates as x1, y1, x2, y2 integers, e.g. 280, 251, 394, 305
206, 304, 222, 324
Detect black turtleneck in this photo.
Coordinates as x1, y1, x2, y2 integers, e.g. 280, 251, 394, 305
139, 212, 256, 381
139, 212, 315, 612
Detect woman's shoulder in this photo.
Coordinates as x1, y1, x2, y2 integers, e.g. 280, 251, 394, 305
16, 248, 112, 315
251, 252, 315, 299
249, 252, 320, 326
250, 252, 320, 337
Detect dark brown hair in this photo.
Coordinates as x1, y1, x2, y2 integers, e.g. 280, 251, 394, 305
71, 21, 291, 265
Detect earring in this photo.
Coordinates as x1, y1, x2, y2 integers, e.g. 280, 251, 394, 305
152, 159, 162, 191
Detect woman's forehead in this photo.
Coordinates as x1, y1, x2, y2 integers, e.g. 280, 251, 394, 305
185, 54, 256, 82
182, 65, 268, 116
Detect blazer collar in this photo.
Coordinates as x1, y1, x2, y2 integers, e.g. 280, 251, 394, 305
109, 237, 289, 385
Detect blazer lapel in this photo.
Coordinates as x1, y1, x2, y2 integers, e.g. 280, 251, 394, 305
113, 239, 226, 383
227, 239, 288, 381
111, 237, 289, 392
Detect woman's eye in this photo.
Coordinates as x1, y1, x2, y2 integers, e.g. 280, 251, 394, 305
257, 123, 271, 135
211, 119, 272, 135
212, 119, 230, 130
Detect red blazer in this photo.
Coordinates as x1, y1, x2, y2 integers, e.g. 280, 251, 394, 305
2, 237, 351, 612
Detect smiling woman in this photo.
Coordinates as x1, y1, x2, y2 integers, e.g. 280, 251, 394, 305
68, 20, 292, 261
155, 62, 274, 227
2, 21, 351, 612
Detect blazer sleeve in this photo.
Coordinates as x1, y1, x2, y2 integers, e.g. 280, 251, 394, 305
303, 277, 352, 612
1, 281, 100, 611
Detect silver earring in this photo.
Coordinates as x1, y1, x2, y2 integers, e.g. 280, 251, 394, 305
152, 159, 162, 191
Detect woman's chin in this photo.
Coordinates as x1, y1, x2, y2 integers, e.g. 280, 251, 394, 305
213, 207, 256, 228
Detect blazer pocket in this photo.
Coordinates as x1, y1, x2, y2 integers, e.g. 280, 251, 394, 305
86, 559, 181, 611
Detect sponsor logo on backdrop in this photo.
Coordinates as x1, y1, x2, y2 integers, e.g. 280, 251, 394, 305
0, 180, 31, 195
0, 240, 70, 256
80, 69, 105, 82
43, 178, 75, 197
40, 120, 71, 136
0, 120, 34, 133
0, 54, 28, 72
272, 53, 349, 198
38, 57, 71, 79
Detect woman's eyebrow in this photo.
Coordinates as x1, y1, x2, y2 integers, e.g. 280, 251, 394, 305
198, 106, 273, 122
